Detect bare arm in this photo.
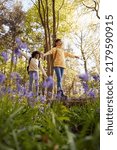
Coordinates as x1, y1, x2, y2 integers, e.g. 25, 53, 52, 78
64, 52, 79, 58
43, 48, 55, 57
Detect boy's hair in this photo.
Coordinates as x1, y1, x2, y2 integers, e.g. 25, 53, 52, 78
54, 39, 61, 47
31, 51, 41, 58
55, 39, 61, 43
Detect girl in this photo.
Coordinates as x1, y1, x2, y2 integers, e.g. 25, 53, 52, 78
44, 39, 79, 98
19, 50, 47, 96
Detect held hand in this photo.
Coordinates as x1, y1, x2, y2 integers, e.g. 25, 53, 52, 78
40, 53, 44, 59
75, 56, 79, 59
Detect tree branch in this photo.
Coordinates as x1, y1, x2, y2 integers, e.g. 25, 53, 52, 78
82, 0, 100, 19
56, 0, 65, 31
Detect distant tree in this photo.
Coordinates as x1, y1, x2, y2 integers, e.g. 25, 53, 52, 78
0, 1, 25, 73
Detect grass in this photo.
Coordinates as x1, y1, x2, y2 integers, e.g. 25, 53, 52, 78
0, 95, 100, 150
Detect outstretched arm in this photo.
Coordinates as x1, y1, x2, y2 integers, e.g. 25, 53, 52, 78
43, 48, 55, 57
64, 52, 79, 58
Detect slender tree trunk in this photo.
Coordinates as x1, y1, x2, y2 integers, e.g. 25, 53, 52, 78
52, 0, 56, 47
80, 32, 88, 73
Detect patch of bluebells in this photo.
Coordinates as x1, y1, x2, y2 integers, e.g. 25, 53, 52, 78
82, 82, 89, 93
79, 73, 88, 81
19, 42, 27, 49
14, 48, 21, 57
40, 95, 46, 103
1, 51, 8, 62
79, 72, 99, 98
0, 73, 6, 84
42, 76, 54, 89
25, 91, 34, 98
88, 89, 95, 98
11, 72, 21, 80
15, 37, 28, 51
15, 38, 22, 45
11, 55, 17, 64
92, 74, 100, 81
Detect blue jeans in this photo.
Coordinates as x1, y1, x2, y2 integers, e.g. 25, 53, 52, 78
54, 67, 64, 91
29, 71, 39, 96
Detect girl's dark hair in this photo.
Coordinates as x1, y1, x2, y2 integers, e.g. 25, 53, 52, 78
54, 39, 61, 47
31, 51, 41, 58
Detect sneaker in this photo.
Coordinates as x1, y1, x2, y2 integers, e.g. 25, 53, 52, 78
57, 90, 67, 100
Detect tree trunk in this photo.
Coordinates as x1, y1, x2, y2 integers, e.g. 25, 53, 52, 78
80, 32, 88, 73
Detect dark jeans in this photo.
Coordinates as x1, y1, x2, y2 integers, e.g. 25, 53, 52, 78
54, 67, 64, 91
29, 71, 39, 96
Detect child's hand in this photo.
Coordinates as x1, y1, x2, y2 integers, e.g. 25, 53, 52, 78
75, 56, 79, 59
40, 53, 44, 59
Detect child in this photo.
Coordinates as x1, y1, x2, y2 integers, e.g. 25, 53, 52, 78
18, 49, 47, 96
44, 39, 79, 98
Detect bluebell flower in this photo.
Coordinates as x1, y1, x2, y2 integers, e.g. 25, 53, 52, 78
1, 86, 6, 93
26, 91, 34, 98
82, 82, 89, 93
93, 74, 100, 81
1, 51, 8, 62
79, 73, 88, 81
11, 55, 17, 64
15, 38, 21, 44
16, 83, 22, 92
88, 89, 95, 98
11, 72, 21, 80
11, 72, 21, 84
7, 87, 12, 94
40, 95, 46, 103
19, 43, 27, 49
42, 76, 54, 88
14, 48, 21, 57
0, 73, 6, 84
42, 80, 48, 88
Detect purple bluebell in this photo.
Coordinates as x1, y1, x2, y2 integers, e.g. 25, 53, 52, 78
0, 73, 6, 84
42, 76, 54, 88
79, 73, 88, 81
7, 87, 12, 94
14, 48, 21, 57
82, 82, 89, 93
26, 91, 34, 98
40, 95, 46, 103
88, 89, 95, 98
42, 80, 48, 88
15, 38, 21, 44
93, 74, 100, 81
19, 43, 27, 49
11, 72, 21, 80
1, 51, 8, 62
11, 55, 17, 64
1, 86, 6, 93
11, 72, 21, 84
16, 83, 22, 92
